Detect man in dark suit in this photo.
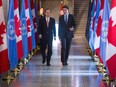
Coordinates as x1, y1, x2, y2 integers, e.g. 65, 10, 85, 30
39, 9, 56, 66
59, 5, 76, 66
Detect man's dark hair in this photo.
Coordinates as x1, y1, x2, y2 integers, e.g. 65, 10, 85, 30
62, 5, 69, 10
45, 8, 51, 12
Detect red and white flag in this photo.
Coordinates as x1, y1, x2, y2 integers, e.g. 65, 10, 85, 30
0, 0, 9, 74
14, 0, 24, 60
30, 0, 38, 45
60, 1, 63, 16
106, 0, 116, 80
25, 0, 32, 51
95, 0, 104, 63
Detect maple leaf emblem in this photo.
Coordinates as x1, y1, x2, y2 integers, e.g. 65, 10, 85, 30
26, 18, 31, 32
14, 15, 21, 37
0, 22, 6, 45
110, 7, 116, 27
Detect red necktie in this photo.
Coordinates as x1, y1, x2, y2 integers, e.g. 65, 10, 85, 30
46, 18, 49, 27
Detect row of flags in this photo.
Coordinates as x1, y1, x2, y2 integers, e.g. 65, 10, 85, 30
0, 0, 40, 74
85, 0, 93, 42
86, 0, 116, 80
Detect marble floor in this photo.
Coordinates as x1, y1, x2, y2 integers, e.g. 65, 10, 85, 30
8, 35, 109, 87
0, 24, 111, 87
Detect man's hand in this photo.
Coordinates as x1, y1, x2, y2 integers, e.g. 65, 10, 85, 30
54, 37, 56, 40
58, 37, 61, 41
69, 27, 74, 31
39, 34, 42, 39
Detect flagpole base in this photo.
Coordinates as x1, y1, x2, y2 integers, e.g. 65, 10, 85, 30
86, 46, 90, 50
97, 64, 106, 73
10, 68, 20, 72
2, 71, 14, 80
93, 54, 98, 58
102, 74, 110, 82
28, 53, 32, 57
93, 57, 99, 62
2, 75, 14, 80
23, 58, 28, 65
89, 52, 93, 56
36, 45, 40, 51
33, 49, 37, 54
17, 65, 23, 71
27, 56, 31, 61
14, 71, 19, 77
96, 63, 104, 67
31, 51, 34, 56
18, 61, 24, 66
28, 53, 32, 61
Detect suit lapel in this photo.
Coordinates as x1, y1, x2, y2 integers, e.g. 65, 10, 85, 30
67, 14, 70, 25
44, 17, 47, 28
49, 18, 51, 27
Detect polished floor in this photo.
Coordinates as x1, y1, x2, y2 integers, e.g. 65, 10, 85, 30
0, 24, 110, 87
9, 35, 109, 87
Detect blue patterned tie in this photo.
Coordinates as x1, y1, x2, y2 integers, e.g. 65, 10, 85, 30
65, 15, 67, 24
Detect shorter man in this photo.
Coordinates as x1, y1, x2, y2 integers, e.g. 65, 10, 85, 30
39, 9, 56, 66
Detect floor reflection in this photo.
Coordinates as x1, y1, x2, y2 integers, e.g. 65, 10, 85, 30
0, 24, 111, 87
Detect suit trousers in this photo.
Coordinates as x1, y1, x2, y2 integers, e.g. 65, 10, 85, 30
41, 39, 52, 64
61, 36, 72, 64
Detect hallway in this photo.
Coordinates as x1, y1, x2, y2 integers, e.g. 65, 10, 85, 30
0, 0, 115, 87
9, 24, 108, 87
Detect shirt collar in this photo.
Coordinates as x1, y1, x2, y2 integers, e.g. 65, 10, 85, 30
46, 17, 50, 21
64, 13, 69, 17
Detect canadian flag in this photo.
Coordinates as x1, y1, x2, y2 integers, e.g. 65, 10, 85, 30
106, 0, 116, 80
95, 0, 104, 63
0, 0, 9, 74
14, 0, 24, 60
24, 0, 32, 51
30, 0, 38, 45
60, 1, 63, 16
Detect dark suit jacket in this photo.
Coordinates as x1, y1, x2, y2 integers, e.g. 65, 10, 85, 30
39, 17, 56, 41
58, 14, 76, 39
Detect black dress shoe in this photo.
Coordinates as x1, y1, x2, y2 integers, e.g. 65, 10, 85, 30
42, 58, 46, 64
46, 63, 51, 66
62, 63, 67, 66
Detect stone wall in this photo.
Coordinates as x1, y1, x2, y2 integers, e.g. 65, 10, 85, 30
2, 0, 9, 23
1, 0, 112, 24
41, 0, 74, 23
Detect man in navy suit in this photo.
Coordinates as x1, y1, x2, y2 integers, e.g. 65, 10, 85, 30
59, 5, 76, 66
39, 9, 56, 66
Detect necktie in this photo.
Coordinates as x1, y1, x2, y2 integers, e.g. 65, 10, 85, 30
65, 15, 67, 24
46, 18, 49, 27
